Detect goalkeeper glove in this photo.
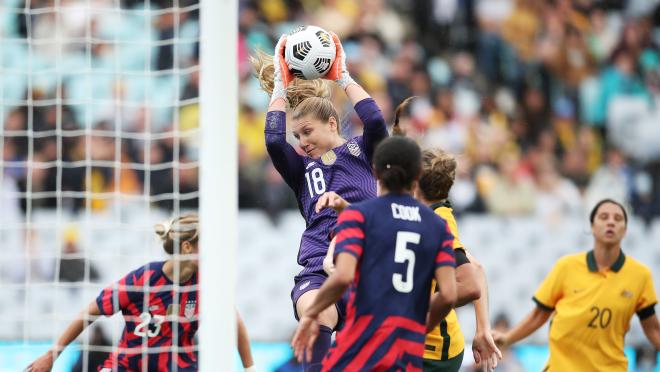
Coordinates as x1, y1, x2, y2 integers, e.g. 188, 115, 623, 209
324, 32, 356, 90
270, 34, 293, 105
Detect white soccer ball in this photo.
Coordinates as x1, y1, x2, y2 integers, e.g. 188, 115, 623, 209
284, 25, 336, 80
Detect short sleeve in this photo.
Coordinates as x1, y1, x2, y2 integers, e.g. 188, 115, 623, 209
441, 210, 464, 251
533, 258, 568, 311
435, 222, 456, 269
95, 271, 140, 316
454, 248, 470, 267
334, 207, 366, 260
636, 269, 658, 320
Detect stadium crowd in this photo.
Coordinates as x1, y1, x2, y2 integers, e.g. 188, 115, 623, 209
238, 0, 660, 224
2, 0, 660, 225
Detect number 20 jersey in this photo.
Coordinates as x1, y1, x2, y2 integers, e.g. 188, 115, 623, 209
95, 261, 198, 371
324, 194, 456, 371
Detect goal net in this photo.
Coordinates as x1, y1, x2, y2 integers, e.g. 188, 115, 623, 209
0, 0, 227, 370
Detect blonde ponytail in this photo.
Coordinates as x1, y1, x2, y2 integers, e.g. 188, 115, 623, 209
154, 214, 199, 255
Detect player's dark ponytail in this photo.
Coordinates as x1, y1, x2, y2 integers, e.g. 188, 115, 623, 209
392, 96, 416, 136
155, 214, 199, 255
373, 136, 421, 194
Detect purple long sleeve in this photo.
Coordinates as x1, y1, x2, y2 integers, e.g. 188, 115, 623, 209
264, 111, 304, 194
354, 98, 388, 162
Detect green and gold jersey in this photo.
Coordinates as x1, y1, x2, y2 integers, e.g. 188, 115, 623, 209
534, 251, 657, 372
424, 202, 465, 361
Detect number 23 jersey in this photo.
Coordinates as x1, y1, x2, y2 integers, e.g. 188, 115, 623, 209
95, 261, 198, 371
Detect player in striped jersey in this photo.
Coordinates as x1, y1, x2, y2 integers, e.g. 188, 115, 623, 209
292, 136, 457, 371
253, 33, 388, 370
315, 149, 502, 371
416, 149, 501, 371
27, 214, 256, 372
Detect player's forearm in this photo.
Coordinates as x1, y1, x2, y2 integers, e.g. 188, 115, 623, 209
53, 303, 99, 355
268, 98, 287, 112
427, 295, 454, 332
472, 262, 491, 332
505, 307, 551, 346
428, 266, 457, 331
455, 263, 481, 307
345, 84, 370, 104
354, 97, 388, 161
323, 239, 337, 275
641, 315, 660, 350
236, 313, 255, 368
305, 277, 348, 318
264, 111, 303, 185
648, 326, 660, 350
53, 317, 85, 355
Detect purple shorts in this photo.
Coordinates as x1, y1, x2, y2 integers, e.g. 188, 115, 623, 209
290, 271, 347, 330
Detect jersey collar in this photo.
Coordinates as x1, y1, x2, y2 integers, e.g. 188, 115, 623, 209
429, 200, 452, 211
586, 250, 626, 272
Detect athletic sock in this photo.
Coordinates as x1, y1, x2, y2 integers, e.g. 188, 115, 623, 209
303, 325, 333, 372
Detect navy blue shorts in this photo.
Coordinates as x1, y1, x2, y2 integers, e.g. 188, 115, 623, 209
290, 271, 347, 331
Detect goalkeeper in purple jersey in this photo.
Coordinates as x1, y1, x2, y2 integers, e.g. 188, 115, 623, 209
253, 32, 388, 370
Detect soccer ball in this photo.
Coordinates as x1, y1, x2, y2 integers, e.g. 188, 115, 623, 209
285, 25, 336, 80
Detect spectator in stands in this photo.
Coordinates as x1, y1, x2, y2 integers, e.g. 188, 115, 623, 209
585, 146, 634, 214
594, 47, 650, 128
483, 150, 536, 216
533, 153, 583, 223
58, 226, 100, 284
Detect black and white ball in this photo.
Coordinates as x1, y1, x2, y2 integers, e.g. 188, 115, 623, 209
285, 25, 336, 80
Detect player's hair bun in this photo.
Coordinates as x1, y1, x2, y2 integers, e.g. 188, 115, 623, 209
154, 214, 199, 255
373, 136, 422, 193
381, 164, 409, 190
154, 220, 172, 241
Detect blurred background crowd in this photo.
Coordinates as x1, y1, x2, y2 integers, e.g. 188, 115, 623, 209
2, 0, 660, 225
238, 0, 660, 225
1, 0, 201, 215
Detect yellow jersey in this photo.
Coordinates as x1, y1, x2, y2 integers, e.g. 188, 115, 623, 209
424, 202, 465, 361
534, 251, 658, 372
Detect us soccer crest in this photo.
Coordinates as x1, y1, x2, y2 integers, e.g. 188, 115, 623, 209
184, 300, 196, 319
321, 150, 337, 165
347, 141, 361, 157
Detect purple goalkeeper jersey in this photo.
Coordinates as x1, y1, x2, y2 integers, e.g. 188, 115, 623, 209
265, 98, 388, 274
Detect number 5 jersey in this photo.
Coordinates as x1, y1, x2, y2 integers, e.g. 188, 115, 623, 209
95, 261, 198, 371
324, 193, 456, 371
265, 98, 388, 275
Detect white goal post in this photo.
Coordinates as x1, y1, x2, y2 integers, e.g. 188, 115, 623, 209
199, 0, 237, 370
